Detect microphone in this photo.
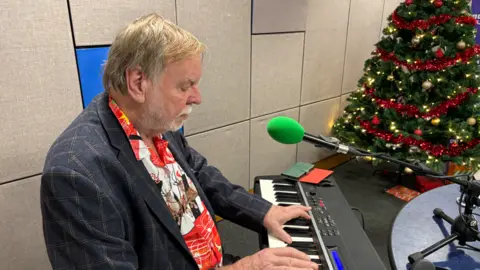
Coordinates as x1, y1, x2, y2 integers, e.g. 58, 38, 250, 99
266, 116, 358, 155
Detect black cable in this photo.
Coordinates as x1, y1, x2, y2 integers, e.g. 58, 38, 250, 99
463, 243, 480, 252
351, 207, 365, 230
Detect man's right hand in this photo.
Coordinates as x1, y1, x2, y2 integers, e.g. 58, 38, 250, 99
222, 247, 318, 270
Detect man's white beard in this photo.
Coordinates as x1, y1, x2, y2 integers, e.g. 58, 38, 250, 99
168, 105, 192, 132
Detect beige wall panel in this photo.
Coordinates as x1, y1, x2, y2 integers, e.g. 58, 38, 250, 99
0, 176, 50, 269
252, 0, 308, 34
250, 108, 299, 188
0, 0, 82, 183
342, 0, 384, 95
69, 0, 176, 46
186, 121, 250, 189
340, 93, 351, 114
297, 98, 340, 163
251, 33, 304, 117
178, 0, 251, 135
301, 0, 350, 104
380, 0, 403, 37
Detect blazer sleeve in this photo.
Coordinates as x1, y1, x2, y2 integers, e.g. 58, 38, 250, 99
172, 132, 273, 233
40, 165, 138, 270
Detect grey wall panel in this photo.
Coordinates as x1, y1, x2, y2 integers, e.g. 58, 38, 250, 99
0, 176, 50, 269
186, 121, 250, 190
342, 0, 384, 94
69, 0, 176, 46
297, 98, 340, 164
250, 108, 299, 188
252, 0, 308, 34
251, 33, 304, 117
177, 0, 251, 135
0, 0, 82, 183
301, 0, 350, 104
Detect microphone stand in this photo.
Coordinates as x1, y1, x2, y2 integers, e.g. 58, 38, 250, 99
310, 138, 480, 270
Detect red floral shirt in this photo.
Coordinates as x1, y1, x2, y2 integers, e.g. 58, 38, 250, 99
109, 97, 223, 269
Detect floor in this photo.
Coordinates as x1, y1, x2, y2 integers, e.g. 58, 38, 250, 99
217, 159, 410, 269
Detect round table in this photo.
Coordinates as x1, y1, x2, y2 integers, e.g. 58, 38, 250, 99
389, 183, 480, 270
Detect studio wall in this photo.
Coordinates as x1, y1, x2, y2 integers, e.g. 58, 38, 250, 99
0, 0, 438, 267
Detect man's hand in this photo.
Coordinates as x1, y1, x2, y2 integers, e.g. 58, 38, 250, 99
263, 205, 312, 244
221, 247, 318, 270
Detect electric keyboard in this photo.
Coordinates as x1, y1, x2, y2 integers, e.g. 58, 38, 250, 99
254, 175, 386, 270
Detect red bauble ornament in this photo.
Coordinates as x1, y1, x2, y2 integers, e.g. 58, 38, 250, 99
435, 48, 444, 58
405, 0, 413, 5
372, 115, 381, 125
434, 0, 443, 8
414, 129, 423, 136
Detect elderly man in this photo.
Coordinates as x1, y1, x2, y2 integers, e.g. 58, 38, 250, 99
41, 13, 317, 270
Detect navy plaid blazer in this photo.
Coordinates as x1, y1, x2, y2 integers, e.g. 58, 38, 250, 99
40, 92, 272, 269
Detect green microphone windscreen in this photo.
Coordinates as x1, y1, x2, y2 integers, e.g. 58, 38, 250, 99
267, 116, 305, 144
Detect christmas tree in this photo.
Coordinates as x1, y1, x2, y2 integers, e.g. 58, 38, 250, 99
332, 0, 480, 173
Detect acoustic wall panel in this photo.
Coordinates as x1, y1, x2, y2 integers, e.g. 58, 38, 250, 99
0, 0, 82, 183
186, 121, 250, 190
177, 0, 251, 135
0, 176, 50, 269
76, 46, 110, 107
342, 0, 384, 94
68, 0, 176, 46
252, 0, 308, 34
297, 98, 340, 164
340, 93, 351, 114
251, 33, 304, 117
301, 0, 350, 104
250, 108, 299, 188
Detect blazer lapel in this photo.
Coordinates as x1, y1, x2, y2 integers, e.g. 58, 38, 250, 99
95, 93, 195, 264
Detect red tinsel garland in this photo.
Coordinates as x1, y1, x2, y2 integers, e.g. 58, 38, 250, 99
391, 10, 477, 30
364, 87, 478, 119
359, 120, 480, 157
377, 45, 480, 71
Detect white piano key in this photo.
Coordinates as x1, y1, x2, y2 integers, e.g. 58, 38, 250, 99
283, 225, 310, 230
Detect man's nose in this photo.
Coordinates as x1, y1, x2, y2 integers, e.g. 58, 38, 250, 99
189, 86, 202, 104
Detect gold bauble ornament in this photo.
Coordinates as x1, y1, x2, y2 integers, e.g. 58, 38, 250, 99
387, 75, 395, 81
457, 40, 466, 50
467, 117, 477, 126
404, 167, 413, 174
422, 80, 433, 90
431, 118, 441, 125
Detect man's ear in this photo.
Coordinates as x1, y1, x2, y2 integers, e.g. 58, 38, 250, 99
125, 65, 147, 103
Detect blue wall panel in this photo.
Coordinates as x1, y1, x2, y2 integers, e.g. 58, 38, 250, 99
76, 46, 110, 108
75, 46, 183, 134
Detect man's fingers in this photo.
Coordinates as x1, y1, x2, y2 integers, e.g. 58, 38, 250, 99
272, 247, 311, 261
284, 207, 311, 220
274, 257, 319, 269
274, 228, 292, 244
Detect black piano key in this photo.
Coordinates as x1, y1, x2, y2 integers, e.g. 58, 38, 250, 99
278, 203, 293, 207
293, 247, 318, 255
288, 241, 316, 248
274, 192, 299, 199
285, 218, 311, 226
272, 179, 296, 185
275, 196, 301, 203
311, 259, 322, 265
273, 185, 297, 192
284, 228, 312, 237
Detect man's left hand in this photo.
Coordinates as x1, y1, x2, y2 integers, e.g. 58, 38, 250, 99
263, 205, 312, 244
